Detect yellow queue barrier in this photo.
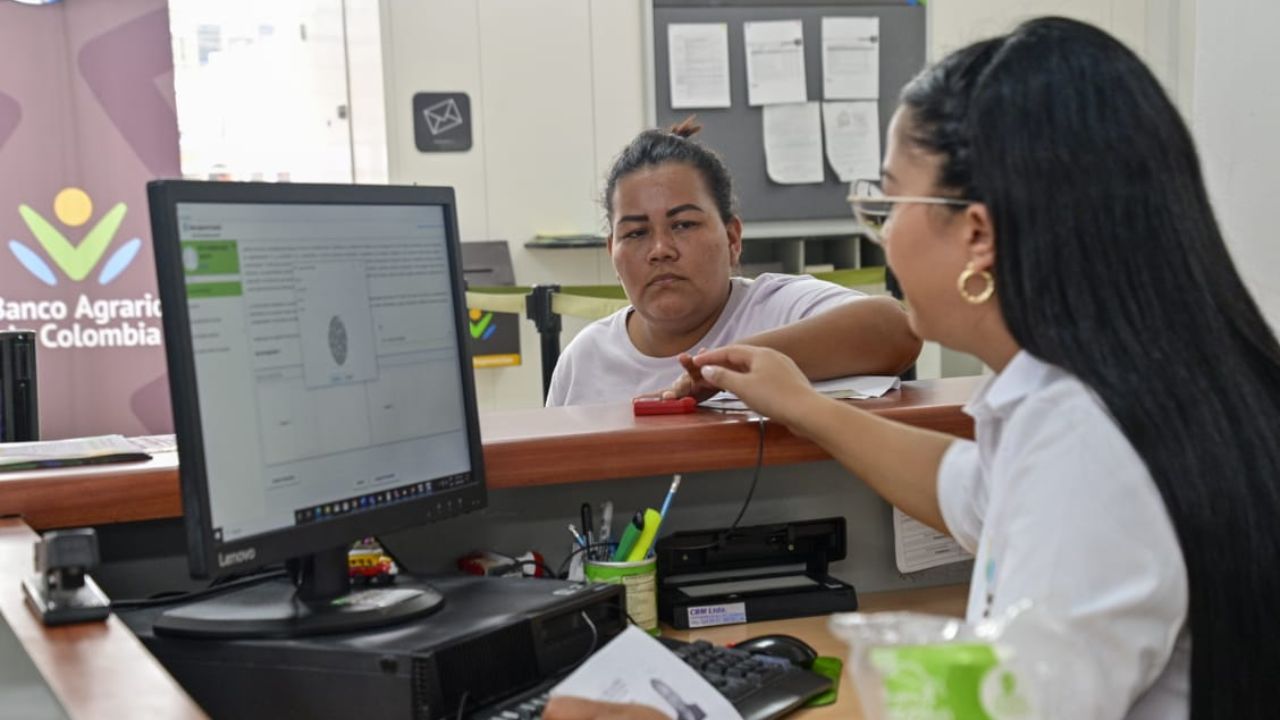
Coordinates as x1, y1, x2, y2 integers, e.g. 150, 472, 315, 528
464, 266, 887, 320
464, 267, 888, 397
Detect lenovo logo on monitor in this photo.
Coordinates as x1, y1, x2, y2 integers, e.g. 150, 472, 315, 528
217, 548, 257, 569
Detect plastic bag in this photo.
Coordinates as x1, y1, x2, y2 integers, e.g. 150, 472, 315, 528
829, 602, 1103, 720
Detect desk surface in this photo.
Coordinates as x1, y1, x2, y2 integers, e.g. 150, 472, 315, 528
0, 513, 967, 720
0, 376, 979, 531
667, 584, 969, 719
0, 518, 206, 719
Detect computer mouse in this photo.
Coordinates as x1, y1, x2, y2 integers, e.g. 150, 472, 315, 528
733, 634, 818, 669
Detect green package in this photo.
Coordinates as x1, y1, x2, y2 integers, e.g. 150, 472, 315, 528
866, 642, 1033, 720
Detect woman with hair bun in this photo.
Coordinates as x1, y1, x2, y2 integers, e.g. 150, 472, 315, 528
546, 117, 921, 406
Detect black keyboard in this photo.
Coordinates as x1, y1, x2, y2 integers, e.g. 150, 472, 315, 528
476, 637, 832, 720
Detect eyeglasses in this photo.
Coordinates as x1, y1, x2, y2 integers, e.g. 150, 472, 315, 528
847, 179, 974, 245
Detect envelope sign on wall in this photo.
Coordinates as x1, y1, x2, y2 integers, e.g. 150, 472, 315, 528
413, 92, 472, 152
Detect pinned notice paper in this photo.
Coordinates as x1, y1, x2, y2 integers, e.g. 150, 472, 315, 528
822, 100, 881, 182
552, 626, 743, 719
763, 101, 823, 184
822, 16, 880, 100
894, 507, 973, 573
744, 20, 807, 106
668, 23, 731, 109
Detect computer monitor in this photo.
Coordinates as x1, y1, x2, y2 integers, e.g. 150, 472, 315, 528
146, 181, 486, 638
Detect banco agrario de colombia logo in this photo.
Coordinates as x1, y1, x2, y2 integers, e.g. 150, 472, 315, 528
3, 187, 161, 349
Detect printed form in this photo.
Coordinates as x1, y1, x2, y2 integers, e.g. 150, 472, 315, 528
553, 627, 742, 719
668, 23, 731, 109
822, 16, 880, 100
744, 20, 807, 106
894, 507, 973, 573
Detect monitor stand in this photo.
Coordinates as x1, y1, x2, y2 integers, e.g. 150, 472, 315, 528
153, 547, 443, 639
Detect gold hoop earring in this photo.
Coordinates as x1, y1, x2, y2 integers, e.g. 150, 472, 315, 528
957, 262, 995, 304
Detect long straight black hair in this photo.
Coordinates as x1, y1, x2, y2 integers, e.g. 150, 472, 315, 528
902, 17, 1280, 718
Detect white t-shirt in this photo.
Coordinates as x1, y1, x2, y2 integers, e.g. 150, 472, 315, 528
937, 351, 1190, 720
546, 273, 865, 406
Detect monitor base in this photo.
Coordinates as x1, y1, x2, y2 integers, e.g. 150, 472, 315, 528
153, 577, 443, 639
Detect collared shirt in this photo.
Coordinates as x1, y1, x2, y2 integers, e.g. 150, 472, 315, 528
937, 351, 1190, 720
546, 273, 864, 406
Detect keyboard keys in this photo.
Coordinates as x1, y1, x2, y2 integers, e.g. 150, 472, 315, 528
481, 637, 830, 720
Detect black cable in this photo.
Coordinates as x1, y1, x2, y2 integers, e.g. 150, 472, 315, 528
566, 610, 600, 671
454, 690, 470, 720
662, 414, 767, 553
555, 542, 618, 579
110, 568, 289, 610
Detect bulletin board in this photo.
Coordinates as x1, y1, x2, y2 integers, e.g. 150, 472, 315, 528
651, 1, 927, 223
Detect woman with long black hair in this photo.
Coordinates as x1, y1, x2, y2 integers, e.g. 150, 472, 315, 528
548, 16, 1280, 720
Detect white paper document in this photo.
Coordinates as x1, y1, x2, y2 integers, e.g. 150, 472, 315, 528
551, 626, 743, 719
822, 16, 880, 100
822, 100, 881, 182
763, 101, 823, 184
668, 23, 732, 109
744, 20, 807, 106
894, 507, 973, 573
0, 434, 152, 472
128, 434, 178, 453
701, 374, 900, 411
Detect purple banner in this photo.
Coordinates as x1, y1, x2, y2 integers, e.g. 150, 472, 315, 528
0, 0, 179, 438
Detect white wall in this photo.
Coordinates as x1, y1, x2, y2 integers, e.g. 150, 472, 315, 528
379, 0, 1224, 405
1192, 0, 1280, 330
380, 0, 647, 410
929, 0, 1195, 113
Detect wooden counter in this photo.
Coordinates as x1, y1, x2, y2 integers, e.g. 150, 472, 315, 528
0, 376, 979, 531
0, 512, 966, 720
0, 518, 206, 719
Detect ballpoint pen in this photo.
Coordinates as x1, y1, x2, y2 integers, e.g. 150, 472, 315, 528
599, 501, 614, 547
657, 474, 682, 524
580, 503, 595, 559
644, 474, 682, 559
568, 523, 587, 549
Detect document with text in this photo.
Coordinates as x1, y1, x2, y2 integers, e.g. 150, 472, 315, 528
744, 20, 807, 106
894, 507, 973, 573
763, 101, 824, 184
822, 16, 880, 100
668, 23, 732, 109
552, 627, 742, 719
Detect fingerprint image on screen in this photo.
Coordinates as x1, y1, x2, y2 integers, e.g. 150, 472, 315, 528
329, 315, 348, 366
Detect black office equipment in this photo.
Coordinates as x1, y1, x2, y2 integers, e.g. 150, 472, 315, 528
123, 576, 626, 720
21, 528, 110, 626
734, 634, 818, 668
651, 0, 927, 222
147, 181, 487, 638
656, 517, 858, 629
0, 330, 39, 441
480, 636, 831, 720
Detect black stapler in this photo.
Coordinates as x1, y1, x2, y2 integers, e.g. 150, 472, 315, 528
22, 528, 111, 626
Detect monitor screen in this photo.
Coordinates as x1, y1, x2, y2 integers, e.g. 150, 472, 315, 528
150, 182, 485, 581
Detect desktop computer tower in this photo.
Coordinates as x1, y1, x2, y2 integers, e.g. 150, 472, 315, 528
0, 330, 38, 441
123, 575, 626, 720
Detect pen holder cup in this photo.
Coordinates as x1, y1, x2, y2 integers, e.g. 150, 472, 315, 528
584, 556, 659, 635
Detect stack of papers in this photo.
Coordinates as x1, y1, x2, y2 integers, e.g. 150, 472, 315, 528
700, 375, 900, 411
0, 435, 153, 473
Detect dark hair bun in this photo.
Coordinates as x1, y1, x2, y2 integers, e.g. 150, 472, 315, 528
668, 115, 702, 139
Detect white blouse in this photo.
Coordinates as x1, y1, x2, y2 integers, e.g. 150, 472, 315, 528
937, 351, 1190, 720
